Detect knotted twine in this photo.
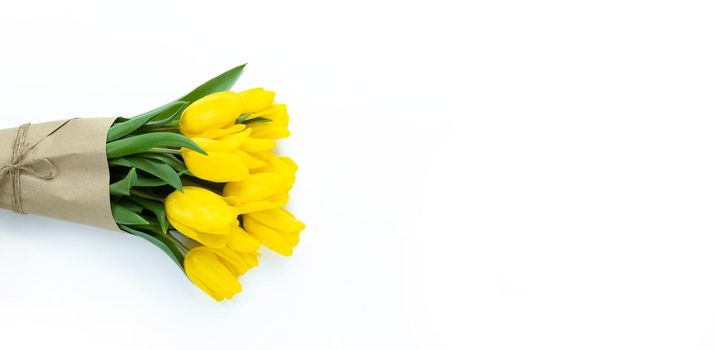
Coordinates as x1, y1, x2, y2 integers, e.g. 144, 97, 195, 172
0, 122, 71, 214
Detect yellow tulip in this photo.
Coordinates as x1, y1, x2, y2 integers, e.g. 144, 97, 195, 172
181, 137, 250, 182
237, 134, 275, 153
180, 92, 244, 137
252, 155, 298, 184
181, 128, 280, 182
236, 88, 275, 113
208, 246, 259, 276
179, 88, 274, 138
245, 104, 290, 140
223, 155, 297, 213
224, 173, 289, 214
165, 187, 240, 248
184, 246, 259, 301
243, 208, 305, 256
227, 225, 261, 252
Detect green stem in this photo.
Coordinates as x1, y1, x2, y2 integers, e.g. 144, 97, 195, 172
148, 147, 181, 155
167, 230, 190, 254
146, 227, 188, 255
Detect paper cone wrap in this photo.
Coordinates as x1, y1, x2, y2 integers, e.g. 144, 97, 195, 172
0, 118, 120, 231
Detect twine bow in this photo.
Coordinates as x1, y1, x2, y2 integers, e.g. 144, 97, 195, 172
0, 123, 60, 214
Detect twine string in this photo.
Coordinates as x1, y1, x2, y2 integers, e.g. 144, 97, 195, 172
0, 123, 60, 214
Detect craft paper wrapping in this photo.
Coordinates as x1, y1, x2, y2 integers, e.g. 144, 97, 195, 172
0, 118, 119, 231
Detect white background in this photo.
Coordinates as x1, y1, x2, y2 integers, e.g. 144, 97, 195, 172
0, 0, 716, 349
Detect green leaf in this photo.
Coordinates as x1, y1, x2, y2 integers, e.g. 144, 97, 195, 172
120, 198, 144, 213
128, 157, 183, 190
107, 101, 186, 142
144, 102, 187, 127
131, 197, 168, 233
106, 132, 206, 158
136, 221, 165, 232
108, 157, 133, 167
139, 153, 187, 172
112, 202, 149, 225
235, 113, 253, 124
119, 225, 184, 268
178, 64, 246, 104
109, 64, 246, 130
134, 175, 168, 187
109, 157, 181, 190
109, 168, 138, 196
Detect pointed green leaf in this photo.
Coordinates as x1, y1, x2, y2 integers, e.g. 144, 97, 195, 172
112, 203, 149, 225
107, 101, 186, 142
109, 157, 181, 190
120, 198, 144, 213
132, 197, 168, 233
178, 64, 246, 104
119, 225, 183, 268
127, 157, 182, 191
134, 175, 168, 187
139, 153, 187, 172
109, 168, 138, 196
106, 132, 205, 158
143, 102, 187, 127
235, 113, 253, 124
108, 157, 133, 168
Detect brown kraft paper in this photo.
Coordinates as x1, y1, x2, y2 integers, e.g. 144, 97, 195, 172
0, 118, 120, 231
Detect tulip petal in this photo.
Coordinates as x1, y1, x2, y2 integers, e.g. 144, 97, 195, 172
180, 92, 244, 135
243, 216, 294, 256
223, 173, 286, 202
248, 208, 305, 233
236, 88, 275, 113
169, 218, 230, 248
227, 225, 261, 252
184, 247, 242, 301
251, 126, 290, 140
240, 136, 275, 153
236, 151, 268, 170
182, 149, 250, 183
166, 187, 239, 230
235, 199, 287, 214
196, 124, 247, 139
283, 231, 300, 246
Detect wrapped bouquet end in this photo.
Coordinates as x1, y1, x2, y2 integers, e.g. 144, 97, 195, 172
0, 65, 304, 301
0, 118, 118, 230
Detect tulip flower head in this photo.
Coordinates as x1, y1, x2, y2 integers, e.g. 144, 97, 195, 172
165, 186, 240, 248
179, 88, 276, 139
223, 173, 289, 214
243, 208, 305, 256
181, 130, 278, 183
184, 246, 259, 301
245, 104, 291, 140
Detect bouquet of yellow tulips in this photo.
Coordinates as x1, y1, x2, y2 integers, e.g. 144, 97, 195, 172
0, 65, 304, 301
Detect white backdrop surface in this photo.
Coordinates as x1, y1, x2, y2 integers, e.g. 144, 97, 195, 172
1, 1, 717, 349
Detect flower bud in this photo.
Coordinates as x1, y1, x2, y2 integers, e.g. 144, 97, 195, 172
246, 104, 290, 139
184, 246, 259, 301
165, 187, 240, 248
243, 208, 305, 256
180, 92, 243, 137
236, 88, 275, 113
224, 173, 289, 214
181, 137, 251, 183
